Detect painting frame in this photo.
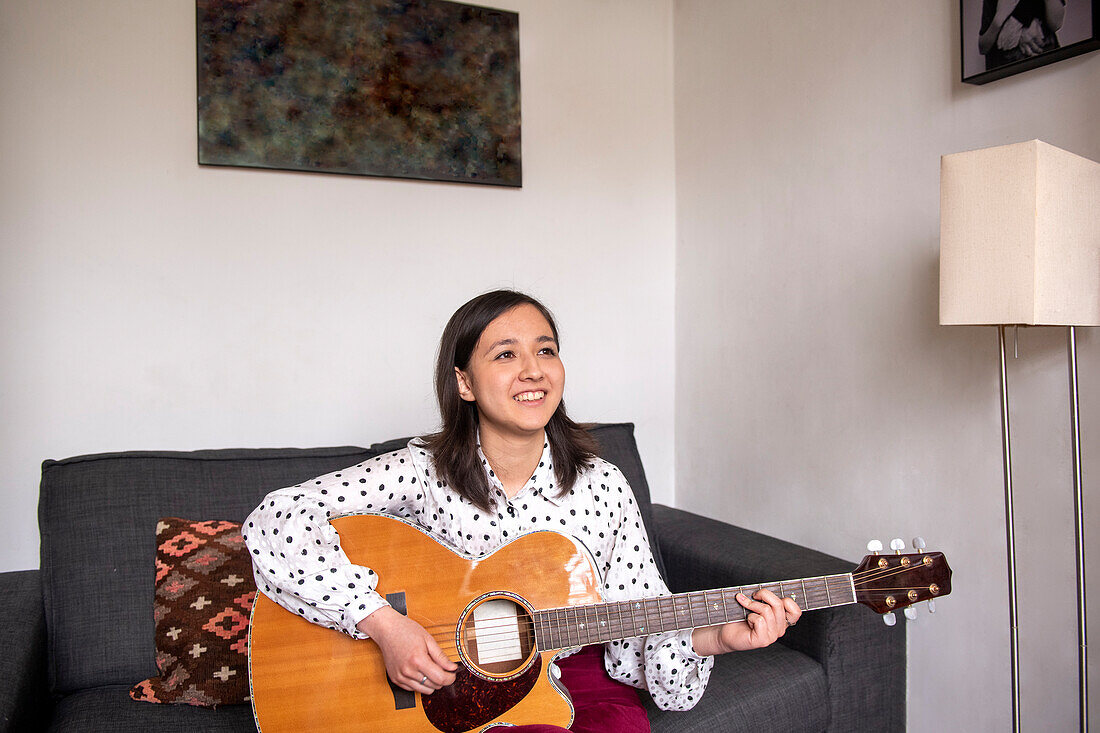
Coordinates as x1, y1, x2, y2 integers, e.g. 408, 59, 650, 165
961, 0, 1100, 84
196, 0, 522, 186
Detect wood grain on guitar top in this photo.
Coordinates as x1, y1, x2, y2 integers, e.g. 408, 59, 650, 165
249, 513, 601, 733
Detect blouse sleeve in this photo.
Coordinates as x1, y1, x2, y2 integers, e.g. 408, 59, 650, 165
241, 448, 422, 639
597, 466, 714, 711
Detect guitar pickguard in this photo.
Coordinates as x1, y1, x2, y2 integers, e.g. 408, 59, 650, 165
422, 656, 543, 733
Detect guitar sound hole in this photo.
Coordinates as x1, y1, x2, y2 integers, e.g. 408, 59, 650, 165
459, 595, 536, 679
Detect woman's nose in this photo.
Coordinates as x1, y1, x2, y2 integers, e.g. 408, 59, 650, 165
520, 355, 543, 380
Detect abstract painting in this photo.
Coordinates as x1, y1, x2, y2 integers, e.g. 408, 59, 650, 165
197, 0, 521, 186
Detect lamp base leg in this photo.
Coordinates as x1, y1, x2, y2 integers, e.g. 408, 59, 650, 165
998, 325, 1021, 733
1068, 326, 1088, 733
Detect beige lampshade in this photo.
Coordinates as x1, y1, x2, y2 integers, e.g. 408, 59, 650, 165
939, 140, 1100, 326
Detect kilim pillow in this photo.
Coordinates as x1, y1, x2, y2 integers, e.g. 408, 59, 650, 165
130, 517, 256, 707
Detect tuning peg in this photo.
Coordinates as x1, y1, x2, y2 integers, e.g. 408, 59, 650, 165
904, 607, 917, 621
883, 612, 896, 626
912, 537, 926, 553
890, 538, 905, 554
926, 599, 936, 614
867, 539, 883, 554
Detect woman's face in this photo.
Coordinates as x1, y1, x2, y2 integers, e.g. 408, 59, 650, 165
455, 303, 565, 443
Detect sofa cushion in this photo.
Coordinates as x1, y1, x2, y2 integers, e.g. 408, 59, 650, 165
130, 517, 255, 707
646, 643, 829, 733
39, 446, 378, 696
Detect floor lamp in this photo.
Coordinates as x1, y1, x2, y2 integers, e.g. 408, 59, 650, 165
939, 140, 1099, 732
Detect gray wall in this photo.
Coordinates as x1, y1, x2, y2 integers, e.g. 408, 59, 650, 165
673, 1, 1100, 730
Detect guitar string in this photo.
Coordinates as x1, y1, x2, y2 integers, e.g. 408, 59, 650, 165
417, 559, 932, 635
417, 563, 935, 642
410, 559, 941, 648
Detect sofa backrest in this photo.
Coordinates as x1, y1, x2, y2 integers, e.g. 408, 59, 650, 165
38, 422, 659, 695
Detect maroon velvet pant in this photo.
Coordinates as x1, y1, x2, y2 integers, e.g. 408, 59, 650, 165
488, 645, 650, 733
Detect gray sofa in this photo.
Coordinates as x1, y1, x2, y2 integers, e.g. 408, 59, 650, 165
2, 423, 904, 732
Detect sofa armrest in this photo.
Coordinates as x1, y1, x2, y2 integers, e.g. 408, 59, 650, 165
651, 505, 905, 731
0, 569, 51, 731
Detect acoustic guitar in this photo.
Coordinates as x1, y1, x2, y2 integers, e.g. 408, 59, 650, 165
249, 513, 951, 733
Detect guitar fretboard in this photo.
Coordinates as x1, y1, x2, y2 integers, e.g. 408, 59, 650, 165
531, 574, 855, 650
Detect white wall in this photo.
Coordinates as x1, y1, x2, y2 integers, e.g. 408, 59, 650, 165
674, 1, 1100, 730
0, 0, 677, 572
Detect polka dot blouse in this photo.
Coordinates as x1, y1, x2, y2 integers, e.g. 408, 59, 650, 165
243, 438, 714, 711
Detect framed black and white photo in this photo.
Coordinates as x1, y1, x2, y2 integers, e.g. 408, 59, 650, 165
961, 0, 1100, 84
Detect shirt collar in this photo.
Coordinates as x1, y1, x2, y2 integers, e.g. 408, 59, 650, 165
476, 432, 561, 505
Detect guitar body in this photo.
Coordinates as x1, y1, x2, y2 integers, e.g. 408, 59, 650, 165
249, 513, 604, 733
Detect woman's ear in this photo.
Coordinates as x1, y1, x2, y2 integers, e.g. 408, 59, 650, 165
454, 367, 476, 402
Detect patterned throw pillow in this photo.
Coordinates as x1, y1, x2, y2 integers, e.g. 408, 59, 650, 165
130, 517, 256, 707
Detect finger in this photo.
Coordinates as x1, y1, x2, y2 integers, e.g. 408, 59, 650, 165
738, 592, 781, 631
752, 588, 788, 621
421, 663, 455, 689
735, 592, 769, 620
406, 669, 439, 694
782, 596, 803, 624
736, 591, 773, 612
394, 673, 434, 694
428, 639, 459, 673
739, 593, 781, 633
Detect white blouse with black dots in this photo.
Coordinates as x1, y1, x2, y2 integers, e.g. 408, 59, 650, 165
243, 438, 714, 711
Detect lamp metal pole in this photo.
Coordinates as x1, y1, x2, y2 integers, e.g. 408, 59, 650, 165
998, 325, 1021, 733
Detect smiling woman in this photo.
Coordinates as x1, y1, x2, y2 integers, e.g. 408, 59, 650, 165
243, 290, 801, 733
428, 292, 593, 509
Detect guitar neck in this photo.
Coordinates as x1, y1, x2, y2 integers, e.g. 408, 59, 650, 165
531, 573, 856, 651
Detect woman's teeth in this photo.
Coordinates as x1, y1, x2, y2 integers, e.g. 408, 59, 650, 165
514, 391, 545, 402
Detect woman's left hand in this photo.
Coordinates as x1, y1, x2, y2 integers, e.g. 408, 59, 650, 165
692, 588, 802, 655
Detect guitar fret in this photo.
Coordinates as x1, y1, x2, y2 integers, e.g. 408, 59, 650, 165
685, 593, 696, 625
724, 589, 741, 622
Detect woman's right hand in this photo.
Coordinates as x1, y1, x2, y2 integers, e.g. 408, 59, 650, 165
357, 606, 458, 694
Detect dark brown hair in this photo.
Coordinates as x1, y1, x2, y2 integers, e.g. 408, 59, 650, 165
421, 290, 598, 511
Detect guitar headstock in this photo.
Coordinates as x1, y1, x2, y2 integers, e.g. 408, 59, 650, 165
853, 544, 952, 616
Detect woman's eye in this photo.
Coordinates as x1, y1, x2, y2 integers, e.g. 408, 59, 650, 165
539, 347, 557, 356
494, 350, 514, 359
